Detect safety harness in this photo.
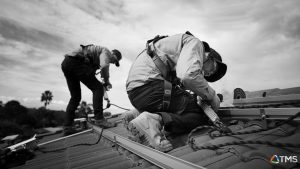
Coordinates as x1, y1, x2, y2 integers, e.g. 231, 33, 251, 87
145, 35, 179, 111
145, 32, 197, 111
146, 31, 197, 110
79, 44, 93, 62
146, 33, 230, 133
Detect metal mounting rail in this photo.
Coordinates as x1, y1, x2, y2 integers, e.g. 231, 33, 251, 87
219, 107, 300, 121
91, 125, 206, 169
7, 134, 37, 151
233, 94, 300, 106
37, 129, 93, 147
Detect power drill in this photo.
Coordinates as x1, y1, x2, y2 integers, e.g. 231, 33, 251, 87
197, 95, 231, 133
103, 86, 111, 109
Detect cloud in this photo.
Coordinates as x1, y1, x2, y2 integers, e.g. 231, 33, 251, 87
247, 1, 300, 40
0, 0, 300, 110
67, 0, 126, 25
0, 17, 71, 52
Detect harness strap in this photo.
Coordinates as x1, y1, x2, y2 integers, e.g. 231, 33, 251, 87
146, 35, 168, 48
146, 35, 173, 110
146, 35, 170, 80
78, 44, 94, 64
152, 55, 169, 80
150, 52, 172, 110
163, 80, 172, 110
80, 44, 93, 58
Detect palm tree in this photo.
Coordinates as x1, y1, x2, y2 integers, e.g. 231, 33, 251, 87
41, 90, 53, 108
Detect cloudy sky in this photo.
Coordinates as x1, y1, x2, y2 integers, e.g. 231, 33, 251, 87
0, 0, 300, 111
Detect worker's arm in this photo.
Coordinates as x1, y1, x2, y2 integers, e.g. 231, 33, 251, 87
176, 34, 219, 111
86, 45, 112, 90
99, 48, 112, 90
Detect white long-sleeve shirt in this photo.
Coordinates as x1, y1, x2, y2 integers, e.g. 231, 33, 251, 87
126, 33, 216, 101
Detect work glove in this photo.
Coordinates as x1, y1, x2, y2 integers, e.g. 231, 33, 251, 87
103, 81, 112, 91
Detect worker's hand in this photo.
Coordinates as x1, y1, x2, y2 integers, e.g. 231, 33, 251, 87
103, 82, 112, 91
210, 93, 220, 112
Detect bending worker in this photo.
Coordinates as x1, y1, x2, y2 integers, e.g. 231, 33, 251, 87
61, 44, 122, 136
125, 32, 227, 152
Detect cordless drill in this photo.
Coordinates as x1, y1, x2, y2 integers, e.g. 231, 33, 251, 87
197, 95, 231, 133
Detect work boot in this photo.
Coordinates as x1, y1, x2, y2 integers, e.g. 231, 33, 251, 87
127, 112, 173, 152
123, 109, 140, 129
63, 126, 78, 136
95, 119, 117, 129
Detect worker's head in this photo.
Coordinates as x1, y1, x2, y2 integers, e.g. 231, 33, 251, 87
202, 42, 227, 82
111, 49, 122, 67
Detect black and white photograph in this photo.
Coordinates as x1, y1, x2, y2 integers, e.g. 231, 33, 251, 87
0, 0, 300, 168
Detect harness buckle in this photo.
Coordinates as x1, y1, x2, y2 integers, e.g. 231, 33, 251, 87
165, 89, 171, 95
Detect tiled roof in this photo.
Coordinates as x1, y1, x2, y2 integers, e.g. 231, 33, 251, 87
17, 116, 300, 169
11, 92, 300, 169
22, 131, 134, 169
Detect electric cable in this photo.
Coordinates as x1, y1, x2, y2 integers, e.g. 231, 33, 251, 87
211, 111, 300, 137
190, 140, 300, 151
109, 103, 130, 111
188, 112, 300, 151
37, 128, 103, 153
103, 103, 130, 111
187, 125, 216, 145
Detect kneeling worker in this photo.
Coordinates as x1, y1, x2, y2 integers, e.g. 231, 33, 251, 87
125, 32, 227, 152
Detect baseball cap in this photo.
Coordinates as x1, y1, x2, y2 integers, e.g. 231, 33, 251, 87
112, 49, 122, 67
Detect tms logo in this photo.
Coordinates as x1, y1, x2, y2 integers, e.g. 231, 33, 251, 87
270, 155, 298, 164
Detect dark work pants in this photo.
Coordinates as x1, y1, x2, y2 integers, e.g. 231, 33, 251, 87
128, 80, 209, 135
61, 56, 104, 126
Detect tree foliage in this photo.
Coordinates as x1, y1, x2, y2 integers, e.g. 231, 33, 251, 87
41, 90, 53, 108
76, 101, 93, 118
0, 100, 36, 138
0, 100, 65, 138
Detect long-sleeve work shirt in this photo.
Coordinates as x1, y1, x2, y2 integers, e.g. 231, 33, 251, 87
65, 45, 112, 82
126, 34, 216, 101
